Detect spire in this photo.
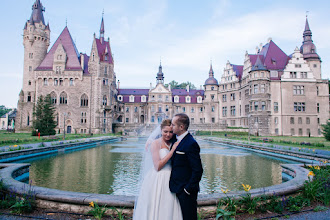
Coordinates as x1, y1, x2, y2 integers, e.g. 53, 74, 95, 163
29, 0, 45, 25
156, 62, 164, 84
209, 62, 214, 78
300, 17, 320, 60
100, 11, 105, 42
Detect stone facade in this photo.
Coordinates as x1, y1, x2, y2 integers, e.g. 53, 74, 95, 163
16, 1, 329, 136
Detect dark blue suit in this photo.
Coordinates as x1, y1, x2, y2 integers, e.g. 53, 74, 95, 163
169, 133, 203, 220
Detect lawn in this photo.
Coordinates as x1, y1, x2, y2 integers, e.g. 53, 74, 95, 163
0, 130, 118, 147
195, 130, 330, 151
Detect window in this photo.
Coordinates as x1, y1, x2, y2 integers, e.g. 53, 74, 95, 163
199, 107, 203, 112
27, 115, 30, 126
126, 118, 129, 123
69, 78, 74, 86
291, 128, 295, 135
317, 86, 319, 96
245, 105, 249, 114
166, 105, 169, 112
185, 96, 191, 103
165, 95, 169, 101
254, 101, 258, 111
290, 72, 297, 78
134, 107, 138, 112
43, 78, 48, 86
230, 93, 235, 101
222, 94, 227, 102
295, 64, 302, 68
301, 72, 307, 78
211, 106, 215, 112
27, 92, 31, 102
211, 95, 215, 101
126, 107, 129, 112
59, 92, 67, 104
261, 101, 266, 110
104, 66, 107, 75
81, 112, 87, 124
29, 53, 33, 59
317, 103, 319, 113
294, 102, 305, 112
212, 118, 215, 123
306, 117, 310, 124
197, 96, 202, 103
254, 84, 258, 94
230, 106, 236, 116
81, 94, 88, 107
50, 92, 57, 104
56, 66, 61, 74
29, 66, 32, 72
275, 128, 279, 135
54, 78, 58, 86
274, 117, 278, 124
293, 85, 304, 95
239, 92, 241, 100
102, 96, 107, 106
151, 105, 155, 112
129, 95, 134, 102
158, 105, 162, 112
191, 107, 194, 113
245, 89, 249, 98
222, 107, 227, 117
117, 95, 123, 101
298, 117, 302, 124
260, 84, 265, 93
28, 80, 31, 85
151, 116, 155, 122
318, 118, 320, 124
174, 96, 179, 103
182, 107, 186, 112
211, 86, 214, 90
274, 102, 278, 113
290, 117, 294, 124
59, 78, 63, 86
313, 64, 317, 68
299, 128, 303, 135
141, 95, 146, 102
103, 78, 108, 86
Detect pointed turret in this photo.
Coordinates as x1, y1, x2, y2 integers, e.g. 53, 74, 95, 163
100, 16, 105, 43
156, 62, 164, 84
204, 63, 218, 85
251, 55, 266, 71
29, 0, 45, 25
300, 17, 320, 60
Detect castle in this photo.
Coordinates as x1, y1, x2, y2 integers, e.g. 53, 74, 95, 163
16, 0, 329, 136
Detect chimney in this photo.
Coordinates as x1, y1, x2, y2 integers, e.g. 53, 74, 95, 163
80, 53, 84, 70
117, 80, 120, 89
186, 85, 190, 93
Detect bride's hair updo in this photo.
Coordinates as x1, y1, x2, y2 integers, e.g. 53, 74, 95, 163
161, 119, 172, 129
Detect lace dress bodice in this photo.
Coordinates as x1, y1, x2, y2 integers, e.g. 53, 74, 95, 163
159, 148, 171, 171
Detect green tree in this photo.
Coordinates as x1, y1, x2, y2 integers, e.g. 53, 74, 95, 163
33, 94, 56, 136
322, 120, 330, 141
0, 105, 12, 117
165, 80, 197, 89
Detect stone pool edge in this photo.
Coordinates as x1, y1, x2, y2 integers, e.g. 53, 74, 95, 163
0, 162, 310, 211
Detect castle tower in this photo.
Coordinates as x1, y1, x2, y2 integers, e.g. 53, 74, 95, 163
88, 15, 115, 133
300, 17, 321, 79
156, 62, 164, 84
16, 0, 50, 131
203, 63, 219, 124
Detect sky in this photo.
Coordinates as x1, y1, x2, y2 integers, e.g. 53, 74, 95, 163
1, 0, 330, 108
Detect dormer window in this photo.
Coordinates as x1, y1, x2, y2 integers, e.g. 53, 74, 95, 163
211, 87, 214, 90
174, 96, 179, 103
117, 95, 123, 101
56, 66, 61, 74
129, 95, 135, 102
185, 96, 191, 103
141, 95, 146, 102
105, 55, 108, 61
197, 96, 202, 103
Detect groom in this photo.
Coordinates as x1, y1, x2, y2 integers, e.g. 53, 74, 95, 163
170, 113, 203, 220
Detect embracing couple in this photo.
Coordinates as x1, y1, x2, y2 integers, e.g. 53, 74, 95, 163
133, 113, 203, 220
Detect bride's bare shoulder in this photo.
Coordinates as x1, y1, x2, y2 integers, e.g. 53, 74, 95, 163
150, 138, 162, 148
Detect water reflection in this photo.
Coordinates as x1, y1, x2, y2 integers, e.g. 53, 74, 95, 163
25, 138, 292, 196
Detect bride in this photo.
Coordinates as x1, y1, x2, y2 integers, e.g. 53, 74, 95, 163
133, 119, 183, 220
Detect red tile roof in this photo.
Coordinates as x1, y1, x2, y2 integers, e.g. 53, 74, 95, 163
36, 27, 82, 71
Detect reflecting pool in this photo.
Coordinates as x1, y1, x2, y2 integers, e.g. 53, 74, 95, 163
23, 138, 295, 196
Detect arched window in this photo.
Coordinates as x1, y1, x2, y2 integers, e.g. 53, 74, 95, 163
103, 95, 107, 106
27, 115, 30, 126
27, 92, 32, 102
50, 92, 57, 104
81, 94, 88, 107
59, 92, 67, 104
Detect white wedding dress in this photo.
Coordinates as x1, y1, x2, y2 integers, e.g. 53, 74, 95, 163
133, 148, 183, 220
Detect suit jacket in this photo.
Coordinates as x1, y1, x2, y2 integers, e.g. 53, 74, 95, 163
169, 133, 203, 194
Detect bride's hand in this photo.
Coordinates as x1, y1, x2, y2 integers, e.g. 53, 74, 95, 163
171, 141, 180, 152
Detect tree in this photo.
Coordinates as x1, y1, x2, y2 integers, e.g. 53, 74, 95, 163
321, 120, 330, 141
0, 105, 12, 117
33, 94, 56, 136
165, 80, 197, 89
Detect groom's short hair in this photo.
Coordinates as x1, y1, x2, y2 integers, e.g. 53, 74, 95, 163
175, 113, 189, 131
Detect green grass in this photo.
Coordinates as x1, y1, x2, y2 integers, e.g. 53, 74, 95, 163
195, 130, 330, 151
0, 130, 119, 147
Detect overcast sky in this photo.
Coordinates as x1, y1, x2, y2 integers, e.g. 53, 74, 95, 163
1, 0, 330, 108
